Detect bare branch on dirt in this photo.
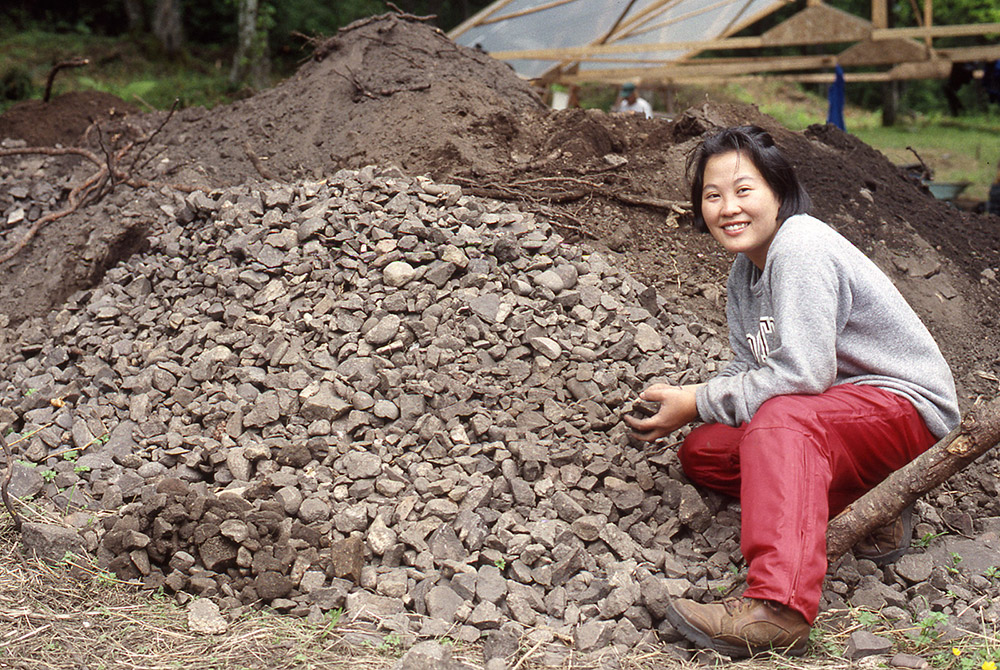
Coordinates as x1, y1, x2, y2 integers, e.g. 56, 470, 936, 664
827, 395, 1000, 561
0, 109, 208, 265
125, 100, 179, 177
331, 67, 378, 100
243, 141, 278, 181
906, 146, 933, 181
43, 57, 90, 103
1, 430, 22, 532
452, 174, 691, 212
384, 1, 437, 22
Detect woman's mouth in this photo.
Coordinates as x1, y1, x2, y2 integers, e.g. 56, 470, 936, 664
721, 221, 749, 233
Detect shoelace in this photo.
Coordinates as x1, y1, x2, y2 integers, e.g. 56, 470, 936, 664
721, 597, 754, 615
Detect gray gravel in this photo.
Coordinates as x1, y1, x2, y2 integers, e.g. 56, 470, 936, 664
3, 162, 1000, 666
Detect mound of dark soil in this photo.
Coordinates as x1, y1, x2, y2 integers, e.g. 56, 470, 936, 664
0, 90, 139, 147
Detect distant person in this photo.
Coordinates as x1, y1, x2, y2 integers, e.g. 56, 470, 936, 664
612, 82, 652, 119
626, 126, 959, 658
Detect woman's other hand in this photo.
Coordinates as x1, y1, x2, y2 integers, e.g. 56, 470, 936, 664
624, 383, 701, 441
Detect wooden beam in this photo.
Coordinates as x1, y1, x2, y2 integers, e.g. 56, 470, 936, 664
561, 53, 839, 82
488, 22, 1000, 63
873, 23, 1000, 40
936, 44, 1000, 63
474, 0, 582, 28
838, 38, 929, 67
447, 0, 519, 39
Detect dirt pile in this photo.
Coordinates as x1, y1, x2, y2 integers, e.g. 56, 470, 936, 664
0, 91, 138, 148
149, 14, 547, 186
2, 10, 1000, 666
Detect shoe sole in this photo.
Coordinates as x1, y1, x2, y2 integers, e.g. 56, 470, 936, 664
663, 598, 808, 658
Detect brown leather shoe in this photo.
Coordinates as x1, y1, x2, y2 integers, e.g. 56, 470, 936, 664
665, 596, 810, 658
853, 504, 914, 566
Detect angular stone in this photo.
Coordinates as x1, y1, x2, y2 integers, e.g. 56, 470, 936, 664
330, 535, 364, 583
367, 514, 397, 556
425, 584, 465, 623
188, 598, 228, 634
21, 522, 84, 563
845, 630, 893, 660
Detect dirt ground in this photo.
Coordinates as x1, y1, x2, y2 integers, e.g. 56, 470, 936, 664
2, 11, 1000, 668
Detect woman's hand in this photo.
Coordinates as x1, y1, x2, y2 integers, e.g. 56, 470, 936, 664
624, 383, 702, 441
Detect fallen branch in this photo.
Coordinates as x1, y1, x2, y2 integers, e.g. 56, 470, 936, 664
243, 141, 278, 181
43, 57, 89, 103
385, 1, 436, 22
827, 395, 1000, 561
1, 429, 22, 532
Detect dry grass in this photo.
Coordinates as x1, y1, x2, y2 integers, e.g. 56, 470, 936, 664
4, 507, 995, 670
0, 514, 404, 670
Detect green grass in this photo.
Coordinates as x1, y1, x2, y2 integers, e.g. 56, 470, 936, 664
0, 29, 261, 112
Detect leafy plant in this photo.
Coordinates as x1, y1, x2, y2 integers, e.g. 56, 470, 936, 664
41, 469, 56, 482
916, 530, 948, 548
494, 557, 506, 571
909, 611, 948, 646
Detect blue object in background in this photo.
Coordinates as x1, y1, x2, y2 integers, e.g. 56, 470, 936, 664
827, 65, 846, 131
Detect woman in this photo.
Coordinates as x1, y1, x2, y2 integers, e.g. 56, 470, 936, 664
625, 126, 959, 657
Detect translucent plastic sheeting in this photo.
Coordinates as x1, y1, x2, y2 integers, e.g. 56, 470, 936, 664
450, 0, 787, 79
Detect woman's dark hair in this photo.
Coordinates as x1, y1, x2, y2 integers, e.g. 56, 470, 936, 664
686, 125, 811, 231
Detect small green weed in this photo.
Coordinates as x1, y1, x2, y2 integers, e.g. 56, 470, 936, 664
916, 531, 948, 548
909, 611, 948, 647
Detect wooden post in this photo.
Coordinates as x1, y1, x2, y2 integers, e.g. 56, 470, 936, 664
924, 0, 933, 48
872, 0, 888, 29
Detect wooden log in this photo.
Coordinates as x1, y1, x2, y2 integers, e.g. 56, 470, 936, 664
827, 395, 1000, 562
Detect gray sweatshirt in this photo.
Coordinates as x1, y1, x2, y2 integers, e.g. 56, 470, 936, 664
695, 214, 960, 439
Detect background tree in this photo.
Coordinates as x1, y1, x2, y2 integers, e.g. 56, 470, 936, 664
152, 0, 184, 56
230, 0, 272, 87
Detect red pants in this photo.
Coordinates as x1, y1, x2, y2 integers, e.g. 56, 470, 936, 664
678, 384, 936, 623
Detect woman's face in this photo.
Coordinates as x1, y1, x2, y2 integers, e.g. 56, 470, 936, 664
700, 150, 782, 269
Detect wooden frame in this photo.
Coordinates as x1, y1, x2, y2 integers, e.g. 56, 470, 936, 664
450, 0, 1000, 85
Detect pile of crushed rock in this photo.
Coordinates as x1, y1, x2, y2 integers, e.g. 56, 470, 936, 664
4, 157, 1000, 666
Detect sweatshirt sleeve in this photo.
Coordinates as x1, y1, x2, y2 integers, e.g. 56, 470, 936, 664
696, 240, 847, 426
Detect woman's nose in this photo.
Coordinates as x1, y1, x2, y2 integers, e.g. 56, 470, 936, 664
720, 196, 740, 216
